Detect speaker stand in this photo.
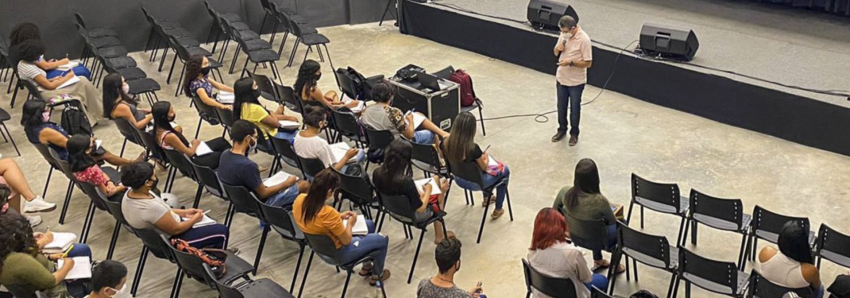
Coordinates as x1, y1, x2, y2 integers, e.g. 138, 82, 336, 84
379, 0, 398, 26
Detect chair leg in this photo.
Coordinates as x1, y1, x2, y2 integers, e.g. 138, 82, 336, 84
80, 201, 96, 243
633, 258, 639, 281
58, 181, 75, 225
506, 188, 514, 221
626, 201, 635, 227
174, 65, 186, 97
288, 39, 301, 67
42, 167, 53, 198
737, 233, 748, 270
340, 271, 352, 298
259, 13, 268, 36
478, 106, 486, 136
676, 216, 687, 247
192, 184, 203, 209
640, 206, 645, 229
477, 193, 491, 244
106, 221, 121, 260
131, 247, 149, 296
691, 219, 698, 245
297, 251, 315, 298
169, 268, 183, 298
408, 229, 425, 283
167, 54, 178, 84
195, 117, 203, 139
224, 203, 235, 228
291, 245, 305, 292
253, 225, 270, 275
119, 138, 128, 158
158, 48, 169, 72
670, 274, 681, 298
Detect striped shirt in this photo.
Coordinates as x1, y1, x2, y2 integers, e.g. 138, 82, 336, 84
17, 61, 47, 90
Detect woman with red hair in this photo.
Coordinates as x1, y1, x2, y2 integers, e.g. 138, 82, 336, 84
527, 208, 608, 298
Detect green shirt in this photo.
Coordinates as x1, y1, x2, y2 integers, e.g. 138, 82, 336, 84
553, 186, 617, 240
0, 252, 69, 298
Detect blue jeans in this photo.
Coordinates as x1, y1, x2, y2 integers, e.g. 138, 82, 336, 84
176, 223, 230, 249
815, 285, 824, 298
412, 130, 435, 145
556, 83, 585, 136
584, 274, 609, 293
46, 65, 92, 81
265, 185, 301, 208
65, 243, 92, 258
454, 166, 511, 209
571, 224, 618, 261
65, 243, 92, 297
337, 220, 389, 276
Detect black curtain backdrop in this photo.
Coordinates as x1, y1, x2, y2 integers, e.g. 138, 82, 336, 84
401, 1, 850, 157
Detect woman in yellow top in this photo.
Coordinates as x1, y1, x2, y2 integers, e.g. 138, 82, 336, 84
231, 78, 299, 145
292, 168, 391, 285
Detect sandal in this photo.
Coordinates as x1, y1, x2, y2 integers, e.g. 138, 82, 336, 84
491, 209, 504, 219
369, 270, 391, 286
482, 195, 495, 208
359, 264, 373, 277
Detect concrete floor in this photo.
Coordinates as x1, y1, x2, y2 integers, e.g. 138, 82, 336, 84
1, 22, 849, 298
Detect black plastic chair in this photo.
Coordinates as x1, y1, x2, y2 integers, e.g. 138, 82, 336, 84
673, 247, 749, 298
187, 159, 234, 222
592, 286, 625, 298
609, 222, 678, 297
333, 168, 380, 219
112, 117, 143, 158
409, 141, 446, 175
744, 206, 814, 267
103, 198, 130, 260
161, 149, 204, 207
76, 180, 115, 244
203, 1, 249, 54
363, 126, 394, 171
47, 148, 79, 225
203, 263, 295, 298
269, 2, 314, 57
268, 137, 302, 175
286, 20, 334, 69
298, 233, 388, 298
127, 227, 178, 297
33, 143, 65, 198
248, 71, 280, 104
627, 174, 690, 246
568, 216, 617, 262
746, 270, 813, 298
135, 126, 170, 167
0, 108, 19, 156
221, 182, 268, 274
446, 159, 513, 243
295, 155, 326, 179
522, 258, 579, 298
815, 224, 850, 270
256, 199, 310, 292
165, 35, 222, 96
682, 189, 751, 269
377, 191, 447, 284
5, 285, 46, 298
192, 95, 225, 139
164, 234, 254, 297
331, 109, 367, 147
277, 84, 305, 115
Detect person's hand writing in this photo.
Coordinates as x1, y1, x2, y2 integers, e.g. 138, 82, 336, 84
62, 258, 75, 269
191, 139, 201, 148
344, 148, 359, 159
423, 183, 432, 193
340, 211, 356, 220
284, 176, 297, 185
59, 58, 70, 64
191, 211, 204, 223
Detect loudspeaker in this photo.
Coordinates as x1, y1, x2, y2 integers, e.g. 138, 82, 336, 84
527, 0, 579, 31
639, 23, 700, 61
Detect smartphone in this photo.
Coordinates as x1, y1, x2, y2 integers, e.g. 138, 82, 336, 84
475, 281, 483, 293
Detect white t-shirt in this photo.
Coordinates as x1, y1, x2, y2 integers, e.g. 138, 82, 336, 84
17, 61, 47, 90
121, 191, 181, 236
293, 133, 336, 167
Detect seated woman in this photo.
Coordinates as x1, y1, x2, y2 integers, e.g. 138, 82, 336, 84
0, 212, 92, 298
9, 22, 92, 80
183, 55, 233, 111
372, 140, 450, 244
757, 221, 823, 298
153, 101, 231, 170
527, 208, 607, 298
67, 134, 126, 200
0, 158, 54, 225
441, 112, 510, 219
294, 107, 364, 175
361, 82, 448, 145
553, 158, 623, 271
232, 77, 300, 143
120, 162, 230, 249
294, 59, 361, 112
22, 100, 142, 166
16, 39, 102, 125
103, 73, 151, 131
293, 168, 390, 285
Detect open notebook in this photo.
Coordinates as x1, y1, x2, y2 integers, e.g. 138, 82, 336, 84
279, 120, 300, 130
405, 111, 427, 129
57, 257, 92, 280
415, 178, 442, 195
218, 91, 235, 104
56, 61, 81, 72
263, 171, 295, 187
329, 142, 356, 163
342, 215, 369, 235
58, 75, 80, 89
182, 214, 216, 228
43, 232, 77, 254
193, 141, 213, 157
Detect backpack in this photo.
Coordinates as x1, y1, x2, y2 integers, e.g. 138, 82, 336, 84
337, 67, 385, 101
60, 104, 92, 137
171, 238, 228, 278
830, 274, 850, 298
448, 69, 480, 107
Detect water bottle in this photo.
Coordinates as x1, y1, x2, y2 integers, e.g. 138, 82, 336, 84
373, 280, 383, 298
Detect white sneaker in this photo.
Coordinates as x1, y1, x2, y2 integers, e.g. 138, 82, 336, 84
27, 215, 43, 227
24, 196, 56, 213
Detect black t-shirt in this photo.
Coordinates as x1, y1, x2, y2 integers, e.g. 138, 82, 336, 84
375, 176, 422, 210
218, 150, 262, 191
440, 142, 483, 163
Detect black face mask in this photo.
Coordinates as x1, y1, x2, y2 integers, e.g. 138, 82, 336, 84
315, 73, 322, 81
253, 89, 262, 99
200, 67, 211, 76
168, 114, 176, 122
149, 177, 159, 190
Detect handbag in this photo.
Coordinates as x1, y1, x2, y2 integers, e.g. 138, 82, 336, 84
171, 239, 228, 278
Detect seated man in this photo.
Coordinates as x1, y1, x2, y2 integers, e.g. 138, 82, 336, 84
417, 237, 483, 298
84, 260, 128, 298
218, 120, 310, 208
361, 82, 449, 145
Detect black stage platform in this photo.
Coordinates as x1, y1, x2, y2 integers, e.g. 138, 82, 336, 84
398, 0, 850, 157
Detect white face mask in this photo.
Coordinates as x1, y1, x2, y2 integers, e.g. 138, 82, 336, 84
108, 284, 130, 298
121, 83, 130, 95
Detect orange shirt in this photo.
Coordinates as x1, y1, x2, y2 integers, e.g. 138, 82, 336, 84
292, 193, 347, 248
555, 27, 593, 87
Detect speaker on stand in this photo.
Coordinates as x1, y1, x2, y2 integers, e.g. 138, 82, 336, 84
527, 0, 579, 32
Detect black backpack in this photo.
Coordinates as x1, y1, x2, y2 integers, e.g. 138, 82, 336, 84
60, 105, 92, 137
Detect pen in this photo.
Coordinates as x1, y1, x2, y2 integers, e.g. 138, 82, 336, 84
483, 145, 491, 153
61, 244, 74, 258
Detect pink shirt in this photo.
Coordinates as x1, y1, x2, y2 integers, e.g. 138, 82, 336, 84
555, 28, 592, 86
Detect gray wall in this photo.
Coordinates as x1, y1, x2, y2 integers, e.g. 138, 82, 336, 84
0, 0, 392, 59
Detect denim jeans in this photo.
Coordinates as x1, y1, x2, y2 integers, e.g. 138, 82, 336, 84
454, 166, 511, 209
583, 274, 609, 293
46, 65, 92, 81
176, 223, 230, 249
337, 220, 389, 276
556, 83, 585, 136
412, 130, 435, 145
571, 223, 618, 261
265, 185, 302, 208
65, 243, 93, 297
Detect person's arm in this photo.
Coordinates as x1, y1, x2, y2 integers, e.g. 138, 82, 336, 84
10, 254, 59, 289
554, 34, 566, 56
801, 264, 822, 289
333, 148, 359, 171
154, 210, 201, 235
599, 196, 617, 225
254, 176, 297, 199
574, 250, 594, 283
35, 58, 69, 70
260, 113, 281, 129
309, 87, 338, 108
563, 38, 593, 69
39, 128, 69, 148
34, 72, 73, 91
34, 230, 54, 250
758, 246, 777, 264
53, 258, 75, 285
475, 153, 489, 172
197, 88, 230, 110
114, 104, 152, 129
209, 78, 233, 93
171, 208, 202, 217
336, 211, 356, 245
164, 133, 199, 156
416, 183, 433, 213
272, 105, 299, 122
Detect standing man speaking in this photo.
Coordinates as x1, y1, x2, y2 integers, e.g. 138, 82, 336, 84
552, 16, 592, 146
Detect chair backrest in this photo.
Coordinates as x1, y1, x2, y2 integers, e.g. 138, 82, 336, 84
618, 222, 673, 269
21, 78, 44, 101
259, 0, 273, 13
164, 234, 216, 287
678, 247, 740, 295
303, 233, 342, 263
591, 286, 615, 298
203, 263, 244, 298
192, 96, 224, 125
162, 148, 197, 181
275, 84, 303, 114
5, 284, 41, 298
104, 199, 129, 226
257, 200, 305, 241
363, 126, 394, 153
221, 182, 261, 215
431, 66, 456, 80
216, 107, 236, 131
136, 129, 170, 166
248, 71, 279, 103
330, 109, 362, 139
295, 155, 326, 178
334, 167, 374, 206
567, 216, 610, 251
77, 179, 109, 211
751, 205, 810, 244
268, 2, 293, 31
447, 159, 485, 187
269, 137, 302, 169
288, 18, 308, 37
131, 227, 174, 260
522, 258, 578, 298
377, 191, 417, 225
73, 13, 88, 29
335, 68, 359, 100
47, 148, 77, 181
816, 224, 850, 265
113, 117, 142, 145
188, 159, 226, 198
631, 174, 683, 213
747, 270, 813, 298
689, 189, 745, 231
166, 35, 193, 62
409, 141, 444, 173
33, 143, 61, 170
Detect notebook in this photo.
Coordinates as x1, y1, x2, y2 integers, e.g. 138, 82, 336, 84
329, 142, 355, 163
194, 141, 213, 156
415, 178, 441, 195
94, 140, 102, 150
182, 214, 216, 228
218, 91, 235, 104
56, 61, 80, 72
279, 120, 301, 130
342, 215, 369, 235
344, 98, 365, 113
488, 156, 498, 167
263, 171, 295, 187
43, 232, 77, 254
57, 75, 80, 89
57, 257, 92, 280
405, 111, 426, 129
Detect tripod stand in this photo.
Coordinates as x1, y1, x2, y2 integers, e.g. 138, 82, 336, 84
379, 0, 398, 26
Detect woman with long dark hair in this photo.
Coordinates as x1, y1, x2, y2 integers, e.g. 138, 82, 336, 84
183, 55, 232, 110
527, 208, 607, 298
22, 100, 142, 165
373, 140, 450, 244
67, 134, 126, 199
8, 22, 92, 80
293, 59, 361, 111
442, 112, 511, 219
552, 158, 621, 271
152, 101, 231, 169
758, 221, 823, 297
232, 77, 299, 143
293, 168, 391, 285
0, 212, 93, 298
103, 73, 151, 130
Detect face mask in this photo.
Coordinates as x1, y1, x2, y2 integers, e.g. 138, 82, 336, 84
149, 178, 159, 190
248, 136, 258, 154
315, 73, 322, 80
108, 284, 130, 298
41, 111, 50, 123
168, 114, 176, 122
200, 67, 211, 76
252, 88, 262, 99
121, 83, 130, 95
563, 28, 574, 38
